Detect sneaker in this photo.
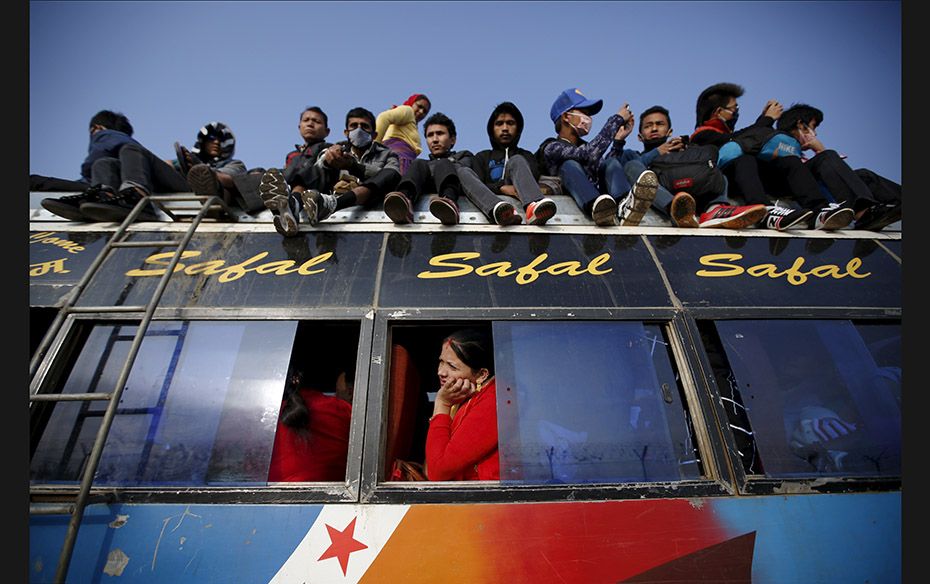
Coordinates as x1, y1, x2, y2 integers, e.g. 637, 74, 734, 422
854, 202, 902, 231
814, 202, 854, 231
174, 142, 202, 177
591, 194, 619, 226
492, 201, 522, 226
764, 205, 813, 231
302, 189, 338, 226
79, 185, 159, 222
618, 169, 659, 226
525, 197, 556, 225
670, 192, 698, 228
698, 203, 768, 229
429, 196, 459, 226
40, 185, 112, 221
259, 168, 299, 237
383, 191, 414, 224
187, 163, 221, 197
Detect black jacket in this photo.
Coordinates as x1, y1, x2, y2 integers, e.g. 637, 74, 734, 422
472, 102, 541, 193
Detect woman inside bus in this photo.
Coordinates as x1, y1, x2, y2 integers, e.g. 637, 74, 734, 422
375, 93, 431, 175
425, 328, 500, 481
267, 366, 354, 482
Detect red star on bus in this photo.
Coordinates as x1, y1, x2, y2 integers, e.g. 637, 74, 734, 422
318, 516, 369, 575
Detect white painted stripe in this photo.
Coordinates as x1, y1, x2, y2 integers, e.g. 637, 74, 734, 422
269, 504, 410, 584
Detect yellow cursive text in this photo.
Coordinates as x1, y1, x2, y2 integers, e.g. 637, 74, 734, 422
125, 250, 333, 283
29, 232, 85, 254
696, 253, 871, 286
418, 252, 612, 285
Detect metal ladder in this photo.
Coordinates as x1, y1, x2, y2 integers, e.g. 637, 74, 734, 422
29, 192, 226, 584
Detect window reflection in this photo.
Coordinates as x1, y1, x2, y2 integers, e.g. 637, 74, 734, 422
714, 320, 901, 478
493, 321, 700, 484
31, 321, 296, 486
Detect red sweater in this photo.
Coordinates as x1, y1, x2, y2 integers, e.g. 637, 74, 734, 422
426, 379, 500, 481
267, 389, 352, 482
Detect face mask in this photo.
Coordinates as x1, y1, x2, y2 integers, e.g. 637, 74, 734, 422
348, 127, 372, 148
724, 111, 739, 131
568, 112, 592, 137
642, 137, 668, 152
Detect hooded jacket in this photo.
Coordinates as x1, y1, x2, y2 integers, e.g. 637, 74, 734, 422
472, 102, 541, 193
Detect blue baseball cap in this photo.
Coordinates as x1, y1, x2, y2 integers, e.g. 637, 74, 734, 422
550, 88, 604, 123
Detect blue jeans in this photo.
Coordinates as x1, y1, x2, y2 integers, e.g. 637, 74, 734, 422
558, 158, 630, 215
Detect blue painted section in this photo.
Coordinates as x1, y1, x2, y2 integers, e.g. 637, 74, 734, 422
712, 492, 901, 583
29, 504, 324, 584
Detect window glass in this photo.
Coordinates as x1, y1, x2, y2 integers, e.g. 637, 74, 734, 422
31, 321, 297, 486
493, 321, 700, 484
714, 320, 901, 478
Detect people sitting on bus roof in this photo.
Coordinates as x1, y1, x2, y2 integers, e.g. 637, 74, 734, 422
621, 105, 767, 229
259, 106, 333, 236
776, 104, 901, 232
383, 112, 524, 226
40, 109, 187, 222
260, 107, 402, 236
691, 82, 853, 232
375, 93, 432, 176
473, 101, 558, 226
173, 121, 265, 216
267, 366, 354, 482
425, 328, 499, 481
538, 87, 658, 227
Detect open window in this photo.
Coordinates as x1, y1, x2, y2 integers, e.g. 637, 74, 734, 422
383, 321, 702, 486
30, 319, 361, 488
701, 319, 901, 480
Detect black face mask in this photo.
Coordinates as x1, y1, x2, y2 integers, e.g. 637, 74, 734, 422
642, 137, 668, 152
725, 112, 739, 131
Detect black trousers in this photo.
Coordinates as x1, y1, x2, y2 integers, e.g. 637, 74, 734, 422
805, 150, 876, 211
396, 158, 460, 203
92, 142, 190, 194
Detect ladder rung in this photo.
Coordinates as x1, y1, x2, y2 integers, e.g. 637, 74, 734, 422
149, 194, 216, 202
30, 393, 114, 402
111, 241, 181, 248
30, 504, 75, 515
68, 306, 147, 313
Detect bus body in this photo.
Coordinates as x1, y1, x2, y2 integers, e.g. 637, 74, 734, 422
28, 191, 902, 583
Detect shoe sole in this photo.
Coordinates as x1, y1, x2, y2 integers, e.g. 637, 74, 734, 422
494, 204, 522, 226
79, 202, 158, 223
592, 198, 619, 226
41, 199, 88, 221
700, 205, 768, 229
670, 194, 698, 228
856, 207, 902, 231
766, 209, 813, 231
817, 208, 854, 231
430, 199, 459, 226
259, 169, 298, 236
187, 165, 220, 197
527, 200, 556, 225
620, 171, 658, 226
273, 211, 298, 237
301, 190, 321, 226
383, 194, 413, 224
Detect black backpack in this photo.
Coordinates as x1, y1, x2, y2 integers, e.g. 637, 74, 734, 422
648, 144, 726, 197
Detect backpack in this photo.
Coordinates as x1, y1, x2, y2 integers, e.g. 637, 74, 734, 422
648, 144, 726, 197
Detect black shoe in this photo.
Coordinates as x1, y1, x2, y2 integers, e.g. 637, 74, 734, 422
40, 185, 113, 221
187, 163, 221, 197
814, 202, 854, 231
383, 191, 414, 224
854, 202, 902, 231
175, 142, 202, 177
429, 196, 460, 226
79, 186, 159, 222
259, 168, 299, 237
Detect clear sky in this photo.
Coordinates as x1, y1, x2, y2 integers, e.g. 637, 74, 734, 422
29, 1, 901, 184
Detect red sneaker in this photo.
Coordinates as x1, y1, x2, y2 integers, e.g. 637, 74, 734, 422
525, 197, 556, 225
698, 204, 767, 229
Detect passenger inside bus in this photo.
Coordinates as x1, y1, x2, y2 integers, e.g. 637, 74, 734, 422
424, 328, 500, 481
267, 365, 354, 482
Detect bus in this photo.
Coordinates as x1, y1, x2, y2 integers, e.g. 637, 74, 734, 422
28, 187, 902, 583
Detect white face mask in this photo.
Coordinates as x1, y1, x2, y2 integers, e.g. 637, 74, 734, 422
348, 127, 373, 148
568, 112, 592, 137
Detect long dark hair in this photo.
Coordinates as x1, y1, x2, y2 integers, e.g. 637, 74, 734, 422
444, 328, 494, 377
280, 366, 310, 437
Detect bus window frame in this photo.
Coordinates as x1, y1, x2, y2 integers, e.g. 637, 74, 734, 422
360, 308, 737, 505
681, 312, 902, 496
28, 311, 376, 505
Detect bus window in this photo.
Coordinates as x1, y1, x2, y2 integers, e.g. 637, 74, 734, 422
493, 321, 701, 484
31, 320, 362, 487
708, 320, 901, 479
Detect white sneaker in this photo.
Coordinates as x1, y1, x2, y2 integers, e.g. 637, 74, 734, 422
591, 194, 618, 226
814, 202, 854, 231
302, 190, 338, 225
618, 169, 658, 226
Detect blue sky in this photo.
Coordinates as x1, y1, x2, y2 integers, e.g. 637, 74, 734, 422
29, 1, 901, 184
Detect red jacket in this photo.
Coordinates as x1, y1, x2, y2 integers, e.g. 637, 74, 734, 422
267, 389, 352, 482
426, 379, 500, 481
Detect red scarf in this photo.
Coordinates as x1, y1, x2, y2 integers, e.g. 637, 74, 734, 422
692, 117, 730, 140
